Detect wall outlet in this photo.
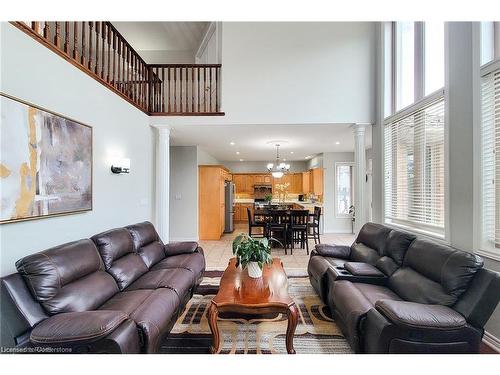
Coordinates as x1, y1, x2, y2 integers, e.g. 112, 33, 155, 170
175, 194, 182, 200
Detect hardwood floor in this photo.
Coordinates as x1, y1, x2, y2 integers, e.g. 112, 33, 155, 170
200, 224, 355, 273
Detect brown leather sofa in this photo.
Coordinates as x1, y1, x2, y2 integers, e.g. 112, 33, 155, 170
0, 221, 205, 353
308, 222, 500, 353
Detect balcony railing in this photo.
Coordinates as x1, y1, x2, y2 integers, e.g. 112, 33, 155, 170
11, 22, 224, 116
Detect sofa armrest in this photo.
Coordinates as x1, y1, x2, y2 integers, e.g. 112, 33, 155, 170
164, 241, 199, 256
375, 300, 466, 330
315, 244, 351, 259
30, 310, 129, 345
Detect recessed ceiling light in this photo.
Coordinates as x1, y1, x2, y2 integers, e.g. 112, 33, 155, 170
290, 151, 294, 154
236, 151, 240, 155
230, 142, 235, 146
335, 141, 340, 145
283, 158, 287, 162
239, 159, 244, 162
305, 155, 312, 159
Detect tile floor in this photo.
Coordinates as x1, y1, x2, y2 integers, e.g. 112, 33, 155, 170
200, 224, 355, 274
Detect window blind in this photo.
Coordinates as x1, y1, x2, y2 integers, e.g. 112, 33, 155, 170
384, 96, 445, 236
480, 63, 500, 250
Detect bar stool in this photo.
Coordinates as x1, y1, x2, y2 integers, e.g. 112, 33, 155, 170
309, 206, 321, 244
267, 210, 289, 253
247, 207, 266, 237
289, 209, 309, 255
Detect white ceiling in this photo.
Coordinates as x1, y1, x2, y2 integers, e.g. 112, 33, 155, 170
112, 22, 209, 52
170, 124, 372, 162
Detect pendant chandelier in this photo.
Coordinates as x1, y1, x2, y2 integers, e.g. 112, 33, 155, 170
267, 144, 290, 178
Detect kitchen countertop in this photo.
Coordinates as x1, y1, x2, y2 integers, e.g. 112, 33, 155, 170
234, 199, 322, 207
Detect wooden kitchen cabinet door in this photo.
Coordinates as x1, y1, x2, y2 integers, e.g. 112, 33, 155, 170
292, 173, 303, 193
264, 175, 272, 183
311, 168, 324, 196
302, 171, 311, 194
244, 175, 254, 193
233, 174, 244, 194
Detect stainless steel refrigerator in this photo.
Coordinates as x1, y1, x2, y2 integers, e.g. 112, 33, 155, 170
224, 181, 235, 233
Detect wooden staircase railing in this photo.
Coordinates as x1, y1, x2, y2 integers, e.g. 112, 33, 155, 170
11, 22, 224, 116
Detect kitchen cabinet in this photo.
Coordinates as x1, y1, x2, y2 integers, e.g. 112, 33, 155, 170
273, 173, 303, 194
244, 175, 254, 193
233, 174, 245, 194
302, 171, 311, 194
234, 203, 253, 223
199, 165, 230, 240
311, 167, 324, 197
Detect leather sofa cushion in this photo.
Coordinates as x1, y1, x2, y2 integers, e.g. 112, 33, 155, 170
150, 252, 205, 277
402, 239, 483, 300
126, 222, 165, 268
126, 221, 161, 249
350, 243, 380, 265
92, 228, 148, 290
356, 223, 392, 255
165, 242, 200, 256
375, 300, 466, 330
352, 283, 402, 305
136, 242, 165, 269
389, 267, 457, 306
16, 239, 119, 315
314, 244, 351, 259
375, 256, 399, 276
91, 228, 135, 269
344, 263, 385, 277
30, 310, 128, 344
99, 288, 179, 353
126, 268, 194, 299
384, 230, 416, 265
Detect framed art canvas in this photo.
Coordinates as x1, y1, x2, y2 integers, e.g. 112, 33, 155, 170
0, 93, 92, 224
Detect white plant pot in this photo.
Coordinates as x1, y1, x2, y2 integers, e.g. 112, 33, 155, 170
247, 262, 263, 278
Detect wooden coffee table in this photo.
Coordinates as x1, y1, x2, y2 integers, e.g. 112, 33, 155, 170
207, 258, 298, 354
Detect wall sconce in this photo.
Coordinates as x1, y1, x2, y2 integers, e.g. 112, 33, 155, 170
111, 158, 130, 174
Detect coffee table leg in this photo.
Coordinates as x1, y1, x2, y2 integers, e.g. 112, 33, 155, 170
207, 302, 220, 354
286, 303, 299, 354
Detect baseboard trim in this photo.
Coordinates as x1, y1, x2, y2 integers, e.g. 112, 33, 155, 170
323, 230, 355, 234
483, 330, 500, 352
169, 237, 199, 242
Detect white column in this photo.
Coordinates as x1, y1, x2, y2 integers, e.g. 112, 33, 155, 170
353, 123, 368, 233
155, 126, 170, 243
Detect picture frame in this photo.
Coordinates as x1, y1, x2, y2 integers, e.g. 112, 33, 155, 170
0, 92, 93, 224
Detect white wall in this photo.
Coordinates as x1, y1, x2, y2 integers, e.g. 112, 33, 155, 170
151, 22, 376, 127
222, 160, 307, 173
138, 50, 195, 64
197, 147, 220, 165
169, 146, 198, 241
0, 23, 154, 275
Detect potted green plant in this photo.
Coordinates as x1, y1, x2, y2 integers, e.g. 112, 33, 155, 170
232, 233, 272, 278
264, 194, 273, 205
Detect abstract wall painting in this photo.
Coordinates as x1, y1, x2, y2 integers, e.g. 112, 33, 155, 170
0, 93, 92, 223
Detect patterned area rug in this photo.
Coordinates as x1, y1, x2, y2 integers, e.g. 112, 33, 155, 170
160, 271, 353, 354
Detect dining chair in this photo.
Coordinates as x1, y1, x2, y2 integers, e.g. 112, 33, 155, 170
266, 210, 289, 253
289, 209, 309, 255
308, 206, 321, 244
247, 207, 266, 237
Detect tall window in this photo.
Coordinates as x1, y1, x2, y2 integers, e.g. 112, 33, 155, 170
384, 22, 445, 237
480, 22, 500, 255
335, 163, 353, 217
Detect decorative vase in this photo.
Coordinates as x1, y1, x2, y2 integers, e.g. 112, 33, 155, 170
247, 261, 263, 278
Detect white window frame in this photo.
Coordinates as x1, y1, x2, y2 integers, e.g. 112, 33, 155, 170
383, 21, 446, 239
334, 162, 354, 219
475, 22, 500, 261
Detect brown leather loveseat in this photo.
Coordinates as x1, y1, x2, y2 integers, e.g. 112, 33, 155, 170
308, 222, 500, 353
0, 221, 205, 353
